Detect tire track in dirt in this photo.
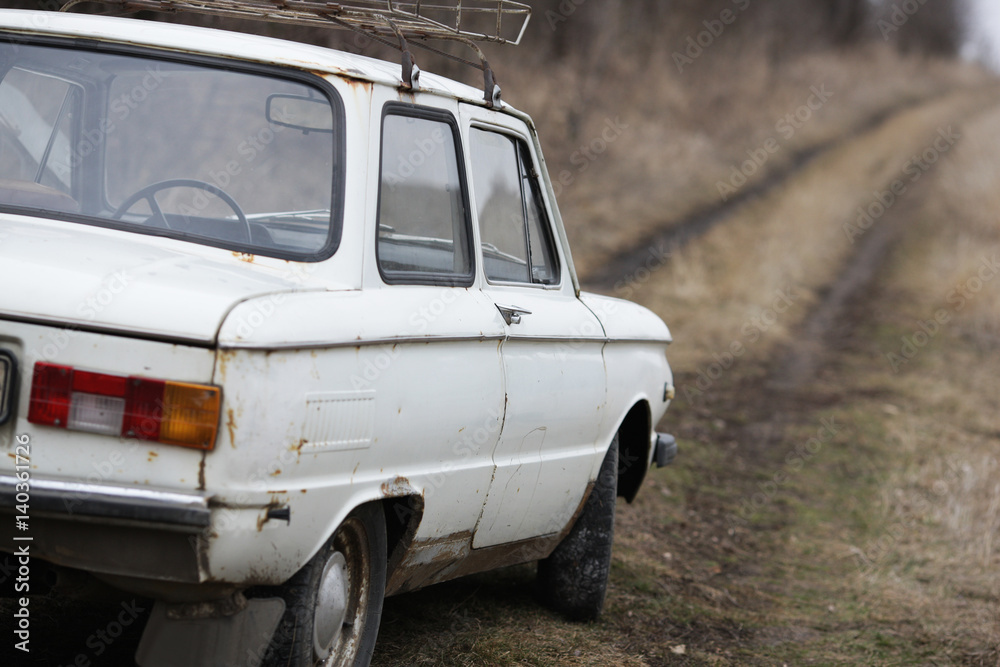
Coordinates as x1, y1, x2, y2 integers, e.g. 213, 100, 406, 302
581, 93, 951, 292
764, 94, 1000, 394
765, 219, 902, 392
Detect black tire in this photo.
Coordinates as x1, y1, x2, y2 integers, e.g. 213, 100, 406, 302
537, 435, 618, 622
264, 503, 386, 667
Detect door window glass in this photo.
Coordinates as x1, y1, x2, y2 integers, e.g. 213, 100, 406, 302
377, 111, 473, 284
470, 128, 558, 285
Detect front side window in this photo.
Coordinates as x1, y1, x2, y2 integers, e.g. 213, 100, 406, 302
470, 128, 559, 285
377, 109, 473, 285
0, 41, 343, 260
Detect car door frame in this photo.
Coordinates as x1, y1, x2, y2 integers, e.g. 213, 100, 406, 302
458, 104, 610, 549
356, 89, 509, 542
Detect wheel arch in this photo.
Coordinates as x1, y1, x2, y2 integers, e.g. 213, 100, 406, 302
615, 400, 652, 504
379, 494, 425, 583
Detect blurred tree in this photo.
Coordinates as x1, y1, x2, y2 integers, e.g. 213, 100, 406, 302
871, 0, 966, 54
7, 0, 967, 61
828, 0, 869, 43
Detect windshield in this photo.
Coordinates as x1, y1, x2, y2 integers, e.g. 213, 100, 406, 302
0, 42, 341, 259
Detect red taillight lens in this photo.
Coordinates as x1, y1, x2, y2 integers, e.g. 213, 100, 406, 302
28, 363, 73, 427
122, 377, 165, 441
28, 362, 220, 450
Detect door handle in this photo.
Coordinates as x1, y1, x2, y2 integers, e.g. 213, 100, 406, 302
497, 305, 532, 326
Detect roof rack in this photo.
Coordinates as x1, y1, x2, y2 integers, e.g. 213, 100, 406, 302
58, 1, 532, 107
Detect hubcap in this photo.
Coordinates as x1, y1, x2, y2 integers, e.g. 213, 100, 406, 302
313, 551, 349, 659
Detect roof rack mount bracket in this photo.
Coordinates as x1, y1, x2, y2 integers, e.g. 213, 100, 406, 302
377, 13, 419, 90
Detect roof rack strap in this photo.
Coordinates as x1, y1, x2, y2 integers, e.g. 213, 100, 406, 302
377, 13, 420, 90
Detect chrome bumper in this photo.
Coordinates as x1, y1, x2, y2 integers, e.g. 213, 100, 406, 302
0, 476, 210, 531
0, 476, 210, 583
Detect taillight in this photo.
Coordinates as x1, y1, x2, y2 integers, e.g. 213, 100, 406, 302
28, 362, 221, 450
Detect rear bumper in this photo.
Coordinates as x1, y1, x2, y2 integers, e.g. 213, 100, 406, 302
0, 475, 210, 583
0, 476, 210, 530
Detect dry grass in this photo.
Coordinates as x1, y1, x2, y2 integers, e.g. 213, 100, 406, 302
838, 104, 1000, 661
627, 88, 998, 373
506, 46, 988, 278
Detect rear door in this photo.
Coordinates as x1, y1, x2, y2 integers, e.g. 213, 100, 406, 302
460, 107, 608, 549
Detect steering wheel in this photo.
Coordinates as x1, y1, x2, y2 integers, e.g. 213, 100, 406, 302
112, 178, 251, 241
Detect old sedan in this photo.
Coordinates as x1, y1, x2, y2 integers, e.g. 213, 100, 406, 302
0, 5, 676, 666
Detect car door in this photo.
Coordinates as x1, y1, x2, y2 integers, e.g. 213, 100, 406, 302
461, 108, 608, 549
359, 92, 508, 540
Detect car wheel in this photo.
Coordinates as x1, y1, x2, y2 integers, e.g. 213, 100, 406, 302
264, 503, 386, 667
537, 434, 618, 622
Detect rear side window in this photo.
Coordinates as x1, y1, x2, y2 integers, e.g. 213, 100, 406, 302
470, 128, 559, 285
377, 108, 473, 285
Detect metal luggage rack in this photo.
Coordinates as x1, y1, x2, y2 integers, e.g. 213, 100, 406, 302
59, 1, 532, 107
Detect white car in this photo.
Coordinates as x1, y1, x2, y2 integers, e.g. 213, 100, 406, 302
0, 4, 676, 666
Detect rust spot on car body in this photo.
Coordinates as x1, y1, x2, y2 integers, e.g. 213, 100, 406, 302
232, 252, 254, 263
380, 475, 414, 498
214, 349, 238, 383
226, 408, 237, 449
384, 530, 560, 597
197, 455, 206, 491
256, 496, 289, 532
384, 483, 595, 597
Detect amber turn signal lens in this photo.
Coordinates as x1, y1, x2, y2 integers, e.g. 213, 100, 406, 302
160, 382, 221, 450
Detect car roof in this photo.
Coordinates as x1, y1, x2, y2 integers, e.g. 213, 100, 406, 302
0, 9, 504, 109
